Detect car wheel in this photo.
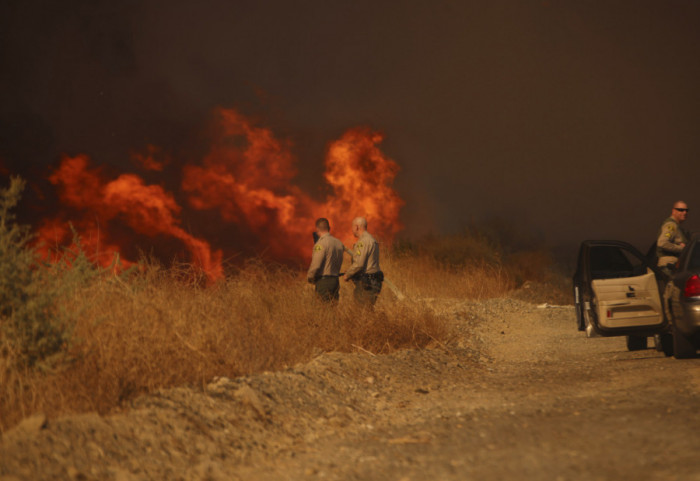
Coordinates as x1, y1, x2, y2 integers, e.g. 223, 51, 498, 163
626, 335, 647, 351
574, 286, 585, 331
673, 327, 696, 359
574, 304, 586, 331
575, 300, 585, 331
659, 333, 674, 357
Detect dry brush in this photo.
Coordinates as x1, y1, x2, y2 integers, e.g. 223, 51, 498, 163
0, 179, 568, 431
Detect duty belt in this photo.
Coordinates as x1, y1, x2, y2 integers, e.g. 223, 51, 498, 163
363, 272, 383, 280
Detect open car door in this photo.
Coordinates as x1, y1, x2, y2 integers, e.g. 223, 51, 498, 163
573, 240, 668, 338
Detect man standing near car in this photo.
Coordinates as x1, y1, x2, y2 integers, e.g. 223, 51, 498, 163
307, 218, 345, 302
656, 200, 690, 275
343, 217, 383, 306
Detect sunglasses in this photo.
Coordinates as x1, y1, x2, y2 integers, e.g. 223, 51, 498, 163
674, 208, 689, 212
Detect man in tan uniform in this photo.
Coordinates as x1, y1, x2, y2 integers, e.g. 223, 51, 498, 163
307, 218, 345, 302
656, 200, 690, 275
343, 217, 383, 306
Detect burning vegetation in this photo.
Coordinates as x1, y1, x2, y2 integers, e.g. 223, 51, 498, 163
34, 108, 403, 280
0, 111, 569, 432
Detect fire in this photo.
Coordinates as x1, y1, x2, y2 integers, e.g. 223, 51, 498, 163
323, 128, 403, 241
131, 144, 168, 172
36, 108, 403, 280
182, 108, 403, 258
40, 155, 223, 279
182, 108, 315, 259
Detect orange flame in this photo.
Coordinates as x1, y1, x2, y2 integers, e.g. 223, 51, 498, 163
323, 127, 403, 241
131, 144, 168, 172
182, 108, 403, 259
40, 155, 223, 279
36, 108, 403, 280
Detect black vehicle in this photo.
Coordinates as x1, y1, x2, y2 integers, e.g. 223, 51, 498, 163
663, 235, 700, 358
572, 240, 673, 354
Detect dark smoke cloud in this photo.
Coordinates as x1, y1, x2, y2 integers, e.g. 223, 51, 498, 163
2, 0, 699, 259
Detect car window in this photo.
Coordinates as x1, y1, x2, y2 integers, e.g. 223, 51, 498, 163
589, 245, 646, 279
689, 243, 700, 270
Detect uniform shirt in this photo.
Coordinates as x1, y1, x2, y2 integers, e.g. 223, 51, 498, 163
656, 217, 688, 266
345, 231, 380, 279
307, 233, 345, 282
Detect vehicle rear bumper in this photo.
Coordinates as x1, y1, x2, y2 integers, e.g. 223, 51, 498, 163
676, 299, 700, 335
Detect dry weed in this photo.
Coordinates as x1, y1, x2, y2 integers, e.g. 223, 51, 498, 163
1, 229, 567, 431
0, 260, 447, 430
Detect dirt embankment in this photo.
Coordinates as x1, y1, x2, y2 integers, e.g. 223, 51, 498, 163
3, 295, 700, 481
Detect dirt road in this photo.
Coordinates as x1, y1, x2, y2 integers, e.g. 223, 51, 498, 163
3, 297, 700, 480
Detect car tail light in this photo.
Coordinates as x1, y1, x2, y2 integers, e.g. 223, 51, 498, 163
684, 275, 700, 298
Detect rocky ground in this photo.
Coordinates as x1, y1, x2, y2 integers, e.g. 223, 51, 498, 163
2, 293, 700, 481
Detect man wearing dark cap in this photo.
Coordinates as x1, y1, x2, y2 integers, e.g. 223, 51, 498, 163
656, 200, 690, 276
307, 218, 345, 302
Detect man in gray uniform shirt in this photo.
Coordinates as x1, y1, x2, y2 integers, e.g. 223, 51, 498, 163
343, 217, 383, 306
307, 218, 345, 302
656, 200, 689, 276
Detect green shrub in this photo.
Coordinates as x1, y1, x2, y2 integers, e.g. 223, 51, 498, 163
0, 177, 100, 369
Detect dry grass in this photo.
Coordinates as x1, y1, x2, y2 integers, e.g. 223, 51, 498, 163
386, 232, 566, 300
0, 231, 568, 431
0, 259, 446, 430
384, 253, 517, 299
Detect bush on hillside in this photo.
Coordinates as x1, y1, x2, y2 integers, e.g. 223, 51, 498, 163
0, 177, 103, 369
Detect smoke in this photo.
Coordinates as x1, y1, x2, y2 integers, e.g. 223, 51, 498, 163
2, 0, 700, 260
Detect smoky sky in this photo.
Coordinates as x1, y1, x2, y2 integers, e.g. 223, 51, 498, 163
1, 0, 699, 257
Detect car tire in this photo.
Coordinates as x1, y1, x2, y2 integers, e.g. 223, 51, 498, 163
626, 335, 647, 351
659, 333, 674, 357
574, 286, 585, 331
673, 327, 696, 359
575, 301, 585, 331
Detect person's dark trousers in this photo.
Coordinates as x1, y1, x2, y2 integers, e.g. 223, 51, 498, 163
315, 276, 340, 302
352, 276, 382, 306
